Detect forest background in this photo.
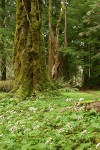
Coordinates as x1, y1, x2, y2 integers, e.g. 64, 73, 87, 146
0, 1, 100, 149
0, 0, 100, 91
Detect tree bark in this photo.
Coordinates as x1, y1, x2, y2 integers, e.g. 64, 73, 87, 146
14, 0, 50, 99
48, 0, 66, 80
48, 0, 52, 78
0, 0, 6, 80
59, 0, 69, 81
64, 2, 67, 48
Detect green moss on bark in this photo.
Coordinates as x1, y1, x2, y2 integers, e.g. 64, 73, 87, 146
13, 0, 53, 100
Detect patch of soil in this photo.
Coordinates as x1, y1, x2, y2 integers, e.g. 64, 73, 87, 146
86, 101, 100, 112
60, 101, 100, 113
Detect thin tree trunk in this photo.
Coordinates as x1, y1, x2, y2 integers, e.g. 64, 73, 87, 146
61, 0, 69, 81
52, 0, 65, 79
1, 0, 6, 80
64, 2, 67, 48
48, 0, 52, 78
48, 0, 65, 79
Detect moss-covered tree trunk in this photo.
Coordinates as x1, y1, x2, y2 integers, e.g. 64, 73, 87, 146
14, 0, 49, 99
1, 0, 6, 80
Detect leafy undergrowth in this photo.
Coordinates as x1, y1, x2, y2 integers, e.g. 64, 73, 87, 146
0, 90, 100, 150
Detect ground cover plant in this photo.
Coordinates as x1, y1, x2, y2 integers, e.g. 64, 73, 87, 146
0, 90, 100, 150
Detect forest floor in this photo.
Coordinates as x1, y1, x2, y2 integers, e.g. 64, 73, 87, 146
0, 89, 100, 150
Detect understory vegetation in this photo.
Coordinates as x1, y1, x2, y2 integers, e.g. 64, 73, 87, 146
0, 90, 100, 150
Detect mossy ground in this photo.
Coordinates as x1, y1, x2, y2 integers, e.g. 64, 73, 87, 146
0, 89, 100, 150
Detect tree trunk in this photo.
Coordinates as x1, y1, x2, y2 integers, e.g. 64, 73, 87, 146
14, 0, 50, 99
0, 0, 6, 80
48, 0, 65, 80
48, 0, 52, 78
1, 42, 6, 81
64, 3, 67, 48
59, 0, 69, 81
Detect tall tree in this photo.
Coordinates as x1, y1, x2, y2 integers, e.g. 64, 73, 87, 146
58, 0, 69, 81
48, 0, 67, 79
14, 0, 50, 99
0, 0, 16, 80
65, 0, 98, 86
80, 0, 100, 87
0, 0, 6, 80
48, 0, 52, 78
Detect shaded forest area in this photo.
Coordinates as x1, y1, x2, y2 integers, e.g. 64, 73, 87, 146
0, 1, 100, 150
0, 0, 100, 93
